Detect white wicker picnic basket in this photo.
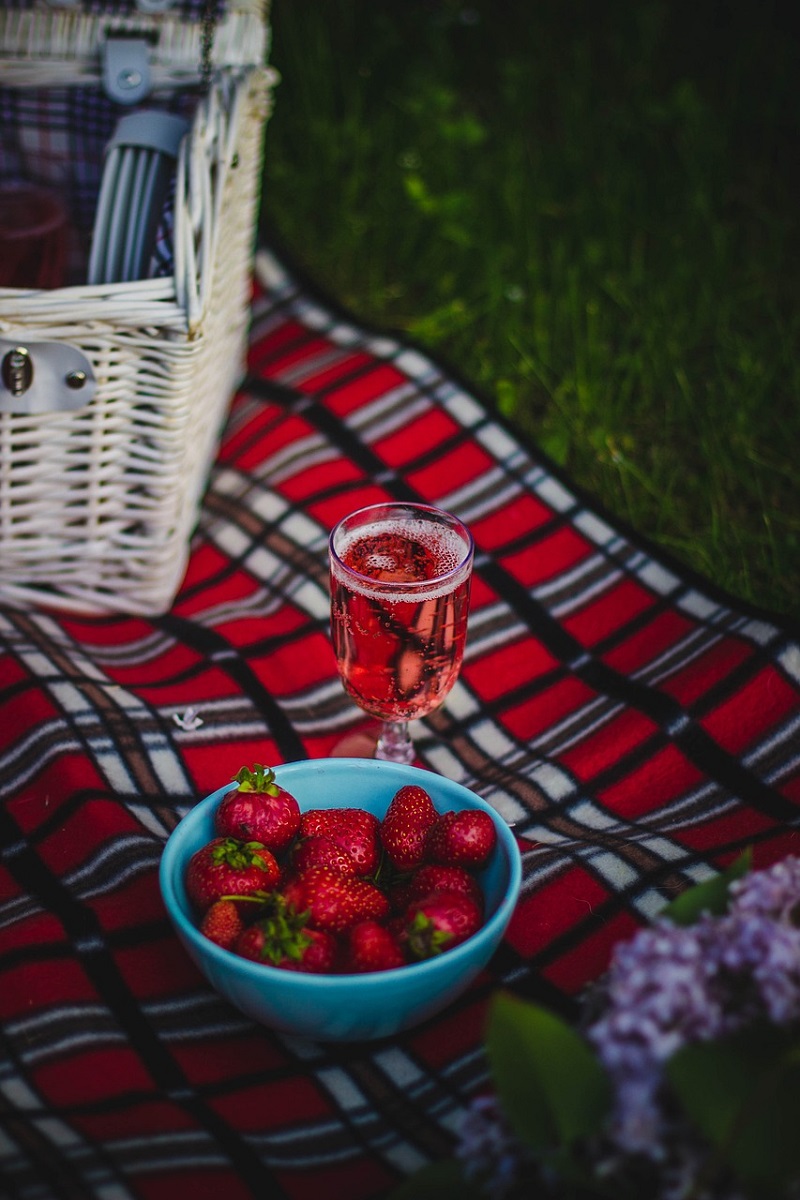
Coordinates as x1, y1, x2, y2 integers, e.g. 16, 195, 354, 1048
0, 0, 276, 614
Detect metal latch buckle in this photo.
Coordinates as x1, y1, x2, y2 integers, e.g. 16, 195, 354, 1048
0, 339, 97, 415
102, 35, 152, 105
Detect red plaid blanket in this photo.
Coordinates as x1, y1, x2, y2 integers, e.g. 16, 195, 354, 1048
2, 247, 798, 1200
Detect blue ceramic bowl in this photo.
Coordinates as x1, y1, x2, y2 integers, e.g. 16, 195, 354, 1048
159, 758, 521, 1042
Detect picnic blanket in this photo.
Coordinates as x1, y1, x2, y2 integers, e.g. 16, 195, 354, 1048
2, 243, 799, 1200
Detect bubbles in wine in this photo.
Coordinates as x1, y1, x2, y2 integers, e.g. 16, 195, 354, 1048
333, 519, 469, 602
329, 508, 474, 723
343, 531, 437, 582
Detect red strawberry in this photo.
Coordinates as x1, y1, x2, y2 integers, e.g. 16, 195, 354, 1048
402, 890, 483, 959
299, 807, 380, 876
216, 764, 301, 853
282, 866, 390, 935
291, 833, 361, 877
425, 809, 497, 869
343, 920, 406, 973
185, 836, 280, 913
387, 878, 416, 915
380, 784, 439, 871
234, 895, 339, 973
405, 863, 484, 911
199, 898, 243, 950
275, 928, 339, 974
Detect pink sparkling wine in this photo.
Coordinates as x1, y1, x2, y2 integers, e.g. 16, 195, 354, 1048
330, 521, 471, 722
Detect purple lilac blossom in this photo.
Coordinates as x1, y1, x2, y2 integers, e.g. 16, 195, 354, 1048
455, 1094, 532, 1200
458, 858, 800, 1200
586, 856, 800, 1176
711, 910, 800, 1024
729, 854, 800, 923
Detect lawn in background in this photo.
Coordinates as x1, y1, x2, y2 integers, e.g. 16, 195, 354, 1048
261, 0, 799, 620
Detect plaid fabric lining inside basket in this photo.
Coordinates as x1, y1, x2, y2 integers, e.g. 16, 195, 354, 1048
0, 86, 196, 282
0, 243, 798, 1200
0, 0, 220, 283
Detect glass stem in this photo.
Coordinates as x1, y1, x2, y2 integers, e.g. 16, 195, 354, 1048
375, 720, 415, 765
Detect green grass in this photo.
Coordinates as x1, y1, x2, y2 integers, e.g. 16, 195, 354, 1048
260, 0, 799, 620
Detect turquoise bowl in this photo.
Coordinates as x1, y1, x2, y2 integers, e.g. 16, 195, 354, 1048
159, 758, 521, 1042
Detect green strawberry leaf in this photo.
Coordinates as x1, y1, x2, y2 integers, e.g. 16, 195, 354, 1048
405, 911, 453, 960
485, 992, 612, 1152
234, 763, 280, 796
213, 837, 269, 871
666, 1022, 800, 1195
252, 892, 312, 964
660, 848, 752, 926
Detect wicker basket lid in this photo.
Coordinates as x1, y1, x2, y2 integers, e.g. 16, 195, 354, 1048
0, 1, 270, 86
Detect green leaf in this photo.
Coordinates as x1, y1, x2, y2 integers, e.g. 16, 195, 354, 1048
666, 1023, 800, 1196
384, 1160, 482, 1200
485, 992, 612, 1152
660, 848, 752, 926
233, 764, 279, 795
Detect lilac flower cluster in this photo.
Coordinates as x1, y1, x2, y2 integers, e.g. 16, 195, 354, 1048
455, 856, 800, 1200
455, 1094, 534, 1200
587, 854, 800, 1169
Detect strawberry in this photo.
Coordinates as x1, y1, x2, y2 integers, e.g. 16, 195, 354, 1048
275, 928, 339, 974
216, 764, 301, 853
291, 834, 359, 878
299, 807, 380, 876
342, 920, 406, 973
185, 836, 280, 913
199, 898, 243, 950
282, 866, 389, 936
425, 809, 497, 870
234, 894, 339, 973
380, 784, 439, 871
402, 890, 483, 959
404, 863, 484, 911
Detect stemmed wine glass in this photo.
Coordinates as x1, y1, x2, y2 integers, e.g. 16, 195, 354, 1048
328, 502, 474, 764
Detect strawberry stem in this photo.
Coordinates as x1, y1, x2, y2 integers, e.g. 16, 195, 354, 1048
218, 892, 272, 905
250, 893, 313, 965
212, 837, 271, 871
406, 911, 452, 959
234, 763, 280, 797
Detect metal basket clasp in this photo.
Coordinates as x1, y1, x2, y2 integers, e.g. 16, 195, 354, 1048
0, 341, 96, 415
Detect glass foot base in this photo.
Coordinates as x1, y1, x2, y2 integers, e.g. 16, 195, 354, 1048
375, 721, 415, 765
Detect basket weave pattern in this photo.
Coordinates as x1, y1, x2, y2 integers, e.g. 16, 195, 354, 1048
0, 3, 274, 614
